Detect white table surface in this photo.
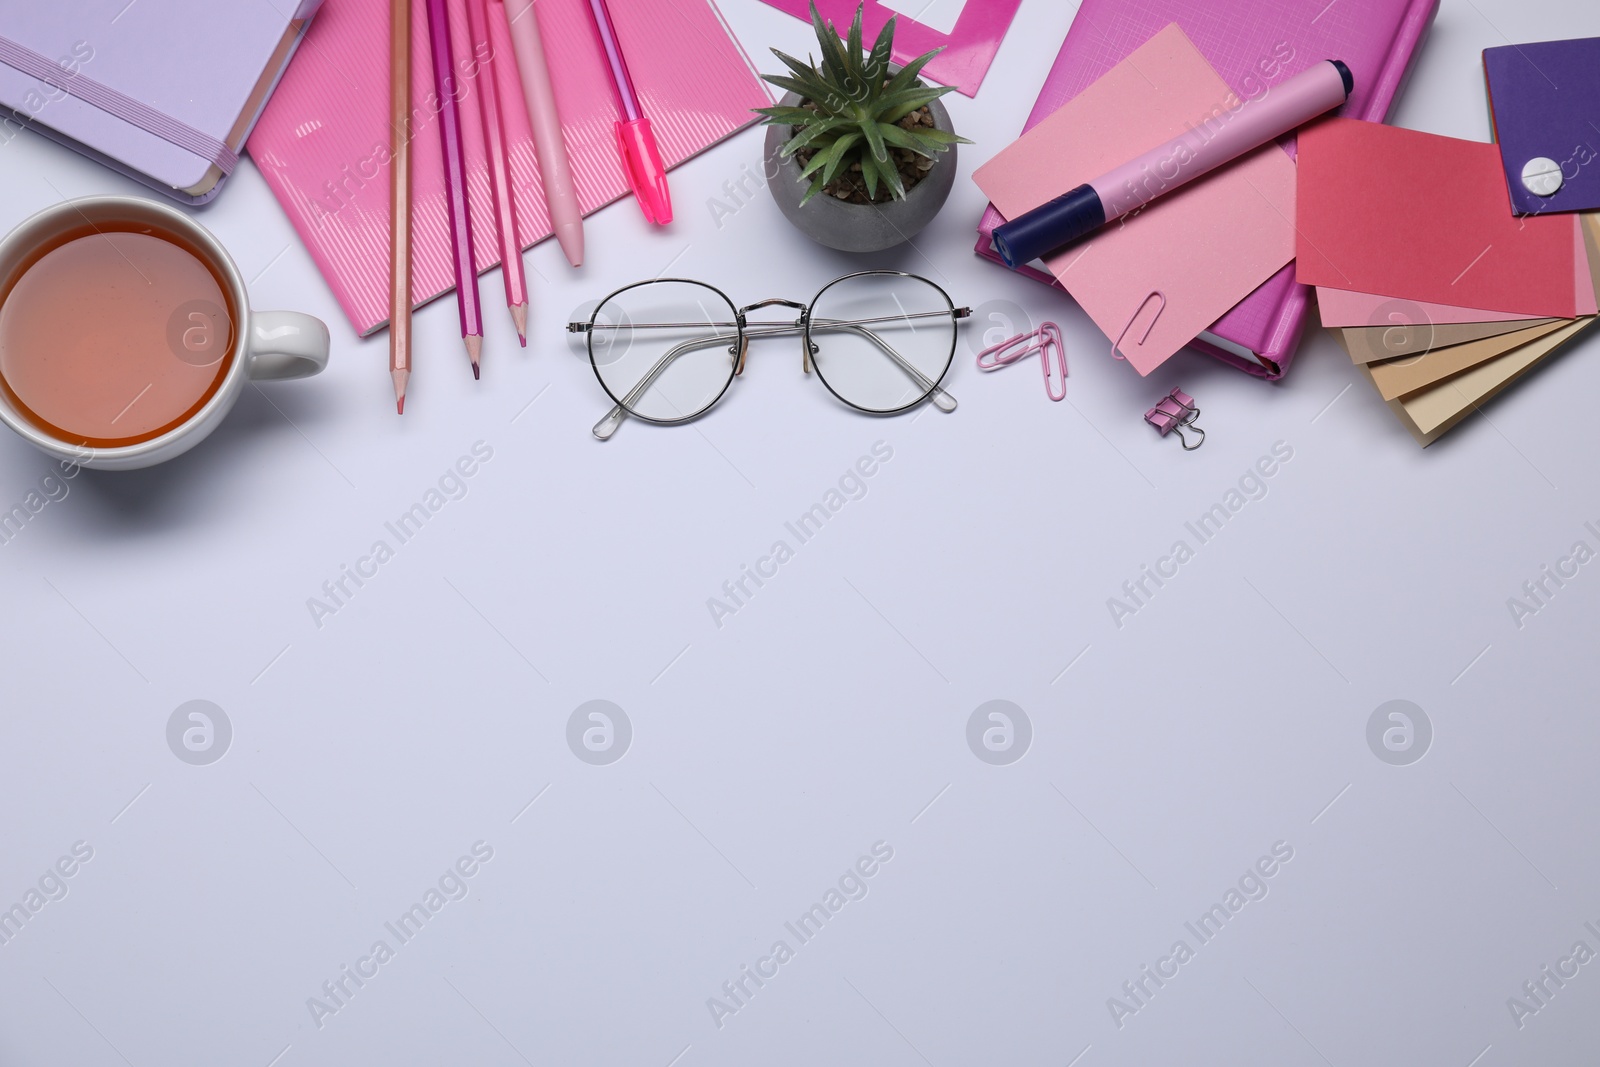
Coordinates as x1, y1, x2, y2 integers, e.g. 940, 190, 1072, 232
3, 1, 1599, 1064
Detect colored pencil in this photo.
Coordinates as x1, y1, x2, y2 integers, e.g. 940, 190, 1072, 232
425, 0, 484, 377
469, 0, 528, 345
389, 0, 412, 412
502, 0, 584, 267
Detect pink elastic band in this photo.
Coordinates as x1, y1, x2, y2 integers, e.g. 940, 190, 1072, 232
0, 36, 239, 173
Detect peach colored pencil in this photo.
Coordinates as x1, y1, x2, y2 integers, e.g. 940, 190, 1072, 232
470, 0, 528, 345
389, 0, 412, 412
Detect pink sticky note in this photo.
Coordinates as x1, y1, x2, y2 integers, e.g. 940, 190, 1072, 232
1296, 119, 1579, 318
972, 23, 1297, 376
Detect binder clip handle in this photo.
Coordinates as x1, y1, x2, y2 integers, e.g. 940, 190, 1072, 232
1145, 388, 1204, 450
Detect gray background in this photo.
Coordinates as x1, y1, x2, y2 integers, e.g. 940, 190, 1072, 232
2, 0, 1597, 1064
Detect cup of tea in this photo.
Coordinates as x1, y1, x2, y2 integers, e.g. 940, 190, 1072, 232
0, 195, 329, 470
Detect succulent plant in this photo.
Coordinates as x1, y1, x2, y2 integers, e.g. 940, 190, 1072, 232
755, 2, 969, 206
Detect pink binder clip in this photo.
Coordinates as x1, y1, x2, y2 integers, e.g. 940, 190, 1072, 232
975, 322, 1066, 401
1145, 387, 1204, 449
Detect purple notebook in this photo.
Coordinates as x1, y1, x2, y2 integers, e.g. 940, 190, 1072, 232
1485, 37, 1600, 217
0, 1, 323, 204
974, 0, 1439, 380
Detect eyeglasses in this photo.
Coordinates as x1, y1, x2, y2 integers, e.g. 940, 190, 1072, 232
567, 271, 970, 439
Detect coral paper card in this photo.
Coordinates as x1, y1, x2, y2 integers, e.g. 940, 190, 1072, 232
1295, 118, 1579, 318
1316, 219, 1597, 327
972, 23, 1296, 376
248, 0, 768, 335
1484, 37, 1600, 216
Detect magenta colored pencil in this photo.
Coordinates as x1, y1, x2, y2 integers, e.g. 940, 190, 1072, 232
425, 0, 484, 376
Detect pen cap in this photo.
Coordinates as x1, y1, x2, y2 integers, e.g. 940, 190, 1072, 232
993, 184, 1104, 269
617, 118, 673, 224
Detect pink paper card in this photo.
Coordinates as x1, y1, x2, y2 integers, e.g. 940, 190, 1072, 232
1317, 222, 1597, 324
971, 23, 1297, 376
1316, 289, 1545, 326
1296, 118, 1579, 318
759, 0, 1021, 97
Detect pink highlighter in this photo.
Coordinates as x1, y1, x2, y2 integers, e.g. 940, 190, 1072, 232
994, 59, 1352, 268
586, 0, 672, 224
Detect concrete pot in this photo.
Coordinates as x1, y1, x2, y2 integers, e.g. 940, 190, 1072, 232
764, 82, 957, 253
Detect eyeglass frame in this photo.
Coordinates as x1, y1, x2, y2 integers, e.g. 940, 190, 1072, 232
567, 270, 972, 439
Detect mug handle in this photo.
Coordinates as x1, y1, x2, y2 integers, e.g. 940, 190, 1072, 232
247, 310, 330, 381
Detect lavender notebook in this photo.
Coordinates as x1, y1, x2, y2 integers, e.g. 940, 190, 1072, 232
974, 0, 1438, 380
1485, 37, 1600, 217
0, 1, 322, 204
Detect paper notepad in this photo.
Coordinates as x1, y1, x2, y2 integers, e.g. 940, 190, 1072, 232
972, 23, 1297, 376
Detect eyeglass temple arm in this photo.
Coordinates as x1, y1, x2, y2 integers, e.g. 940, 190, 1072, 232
591, 332, 736, 440
808, 319, 958, 413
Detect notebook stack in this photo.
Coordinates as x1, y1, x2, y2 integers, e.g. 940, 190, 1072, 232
971, 0, 1439, 380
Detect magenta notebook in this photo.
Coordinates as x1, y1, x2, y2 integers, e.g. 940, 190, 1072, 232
248, 0, 769, 336
974, 0, 1439, 380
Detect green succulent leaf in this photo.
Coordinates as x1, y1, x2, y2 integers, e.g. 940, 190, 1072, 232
874, 86, 952, 122
799, 170, 829, 207
809, 3, 854, 91
798, 131, 851, 176
753, 105, 822, 125
860, 118, 889, 162
882, 155, 907, 200
846, 5, 864, 73
781, 116, 851, 157
874, 121, 935, 154
880, 48, 944, 95
820, 132, 862, 185
866, 16, 895, 85
908, 127, 970, 147
760, 73, 827, 101
859, 151, 881, 200
769, 48, 823, 84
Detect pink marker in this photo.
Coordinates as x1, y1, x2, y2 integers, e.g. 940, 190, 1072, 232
995, 59, 1352, 268
586, 0, 672, 224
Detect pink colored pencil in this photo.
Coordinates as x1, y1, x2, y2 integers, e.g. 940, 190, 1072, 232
468, 0, 528, 346
425, 0, 484, 377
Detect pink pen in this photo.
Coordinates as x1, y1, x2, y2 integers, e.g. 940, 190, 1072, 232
426, 0, 484, 376
586, 0, 672, 224
467, 0, 528, 345
500, 0, 584, 268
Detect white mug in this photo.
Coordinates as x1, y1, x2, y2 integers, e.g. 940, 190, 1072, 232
0, 195, 329, 470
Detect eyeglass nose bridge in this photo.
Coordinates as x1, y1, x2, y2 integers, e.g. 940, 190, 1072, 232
733, 298, 813, 376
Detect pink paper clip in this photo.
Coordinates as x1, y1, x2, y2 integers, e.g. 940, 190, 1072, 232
1145, 388, 1204, 450
976, 322, 1067, 401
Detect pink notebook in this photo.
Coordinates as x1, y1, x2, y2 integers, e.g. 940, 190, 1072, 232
972, 0, 1439, 380
248, 0, 769, 336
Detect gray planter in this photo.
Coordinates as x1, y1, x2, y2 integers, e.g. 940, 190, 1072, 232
764, 83, 957, 254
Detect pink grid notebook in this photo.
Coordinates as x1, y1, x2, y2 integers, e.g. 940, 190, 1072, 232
248, 0, 770, 336
974, 0, 1439, 380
